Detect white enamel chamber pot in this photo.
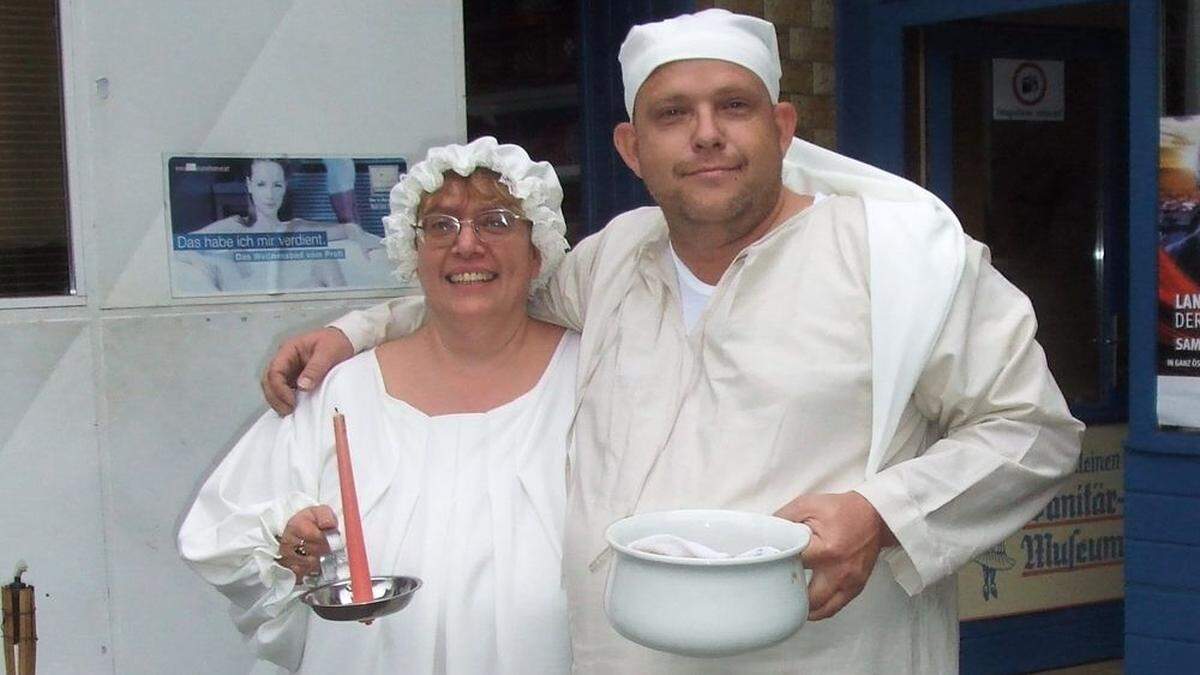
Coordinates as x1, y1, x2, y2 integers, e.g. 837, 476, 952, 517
603, 509, 812, 658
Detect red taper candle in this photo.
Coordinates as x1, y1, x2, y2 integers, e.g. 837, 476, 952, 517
333, 409, 373, 603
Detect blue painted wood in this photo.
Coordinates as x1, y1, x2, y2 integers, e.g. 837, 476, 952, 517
1126, 433, 1200, 457
922, 31, 953, 203
1126, 635, 1200, 674
1108, 6, 1195, 670
871, 0, 1106, 27
1125, 492, 1200, 544
1122, 8, 1200, 662
1122, 0, 1198, 456
960, 602, 1124, 675
1125, 449, 1200, 497
834, 1, 872, 162
864, 18, 906, 174
1126, 587, 1200, 642
1125, 539, 1200, 589
578, 0, 687, 235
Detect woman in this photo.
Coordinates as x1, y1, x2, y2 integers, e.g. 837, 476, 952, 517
178, 137, 574, 674
175, 158, 384, 293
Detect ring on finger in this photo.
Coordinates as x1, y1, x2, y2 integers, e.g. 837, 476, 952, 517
293, 540, 308, 557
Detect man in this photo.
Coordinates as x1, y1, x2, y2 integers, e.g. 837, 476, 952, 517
262, 10, 1081, 673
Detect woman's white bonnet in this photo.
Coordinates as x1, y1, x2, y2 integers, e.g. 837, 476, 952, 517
382, 136, 569, 293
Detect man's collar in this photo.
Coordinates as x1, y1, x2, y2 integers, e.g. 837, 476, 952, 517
635, 211, 680, 289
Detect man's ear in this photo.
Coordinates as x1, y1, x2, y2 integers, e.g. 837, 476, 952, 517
612, 122, 642, 178
773, 101, 798, 153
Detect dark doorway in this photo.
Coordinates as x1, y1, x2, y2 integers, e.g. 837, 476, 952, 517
904, 4, 1129, 673
908, 6, 1129, 424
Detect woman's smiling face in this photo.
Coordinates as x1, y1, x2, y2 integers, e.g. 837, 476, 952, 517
415, 171, 541, 322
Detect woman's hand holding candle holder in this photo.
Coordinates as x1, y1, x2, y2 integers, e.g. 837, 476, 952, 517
279, 505, 338, 582
275, 411, 373, 603
274, 411, 373, 601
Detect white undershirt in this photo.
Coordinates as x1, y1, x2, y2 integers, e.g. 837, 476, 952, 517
670, 192, 830, 331
668, 244, 716, 331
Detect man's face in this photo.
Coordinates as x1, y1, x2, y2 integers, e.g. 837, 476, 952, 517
615, 59, 794, 232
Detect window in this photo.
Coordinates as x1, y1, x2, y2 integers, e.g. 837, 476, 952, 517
463, 0, 583, 243
903, 5, 1130, 423
0, 0, 73, 297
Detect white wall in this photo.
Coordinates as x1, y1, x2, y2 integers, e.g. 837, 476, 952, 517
0, 1, 465, 672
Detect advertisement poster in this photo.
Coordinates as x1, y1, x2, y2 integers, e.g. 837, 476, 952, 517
166, 155, 407, 298
1157, 117, 1200, 427
958, 426, 1124, 620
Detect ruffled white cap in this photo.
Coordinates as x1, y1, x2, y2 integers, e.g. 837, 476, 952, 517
382, 136, 569, 293
618, 9, 781, 117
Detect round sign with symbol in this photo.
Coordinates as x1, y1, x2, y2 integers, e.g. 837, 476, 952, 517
1011, 61, 1048, 106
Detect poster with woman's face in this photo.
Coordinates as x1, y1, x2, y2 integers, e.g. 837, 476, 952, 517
165, 155, 407, 298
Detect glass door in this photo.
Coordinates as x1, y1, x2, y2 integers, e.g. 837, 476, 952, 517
912, 18, 1128, 424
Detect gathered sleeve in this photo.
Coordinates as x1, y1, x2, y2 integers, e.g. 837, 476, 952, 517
177, 407, 325, 670
328, 297, 426, 354
855, 240, 1084, 595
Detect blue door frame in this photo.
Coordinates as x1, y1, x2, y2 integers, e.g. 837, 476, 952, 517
839, 0, 1158, 443
578, 0, 694, 235
838, 0, 1177, 671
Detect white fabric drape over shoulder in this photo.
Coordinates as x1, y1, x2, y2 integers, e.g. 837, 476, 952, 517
780, 138, 967, 477
179, 335, 578, 674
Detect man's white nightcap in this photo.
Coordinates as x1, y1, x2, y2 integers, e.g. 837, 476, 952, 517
618, 9, 782, 117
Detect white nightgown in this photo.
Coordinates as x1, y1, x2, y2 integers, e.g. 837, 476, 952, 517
178, 332, 579, 674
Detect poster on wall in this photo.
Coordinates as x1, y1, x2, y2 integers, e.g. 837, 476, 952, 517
958, 426, 1124, 620
1157, 117, 1200, 428
165, 155, 407, 298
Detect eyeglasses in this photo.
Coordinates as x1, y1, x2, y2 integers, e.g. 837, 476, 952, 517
413, 208, 527, 247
